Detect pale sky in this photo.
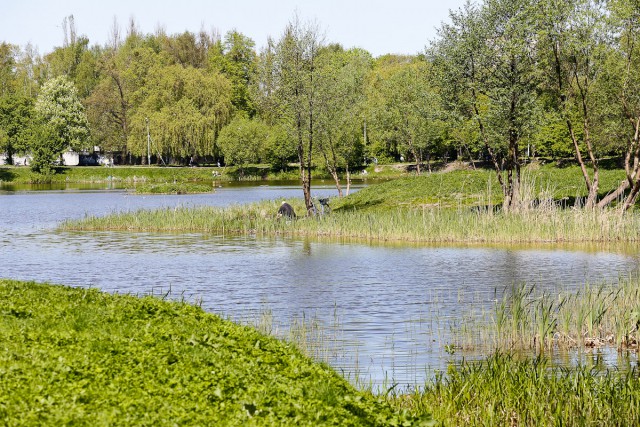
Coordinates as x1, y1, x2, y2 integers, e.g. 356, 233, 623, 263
1, 0, 467, 57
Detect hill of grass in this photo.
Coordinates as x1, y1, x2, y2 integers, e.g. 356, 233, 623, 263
333, 164, 627, 211
0, 280, 424, 426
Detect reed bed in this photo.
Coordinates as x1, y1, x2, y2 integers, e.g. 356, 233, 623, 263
62, 199, 640, 244
391, 353, 640, 426
451, 275, 640, 353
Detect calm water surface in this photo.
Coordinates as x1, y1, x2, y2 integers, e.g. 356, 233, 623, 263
2, 182, 639, 387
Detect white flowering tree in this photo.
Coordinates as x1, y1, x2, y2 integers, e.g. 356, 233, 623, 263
31, 75, 89, 173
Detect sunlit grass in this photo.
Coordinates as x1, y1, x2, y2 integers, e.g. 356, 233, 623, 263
128, 182, 215, 194
0, 279, 420, 426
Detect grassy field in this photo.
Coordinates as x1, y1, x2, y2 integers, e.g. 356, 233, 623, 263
0, 279, 423, 426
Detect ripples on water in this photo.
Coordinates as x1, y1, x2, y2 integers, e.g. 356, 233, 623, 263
1, 184, 640, 387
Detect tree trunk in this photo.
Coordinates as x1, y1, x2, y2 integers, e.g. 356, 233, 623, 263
471, 88, 508, 199
619, 116, 640, 211
321, 147, 343, 198
409, 139, 421, 175
345, 165, 351, 196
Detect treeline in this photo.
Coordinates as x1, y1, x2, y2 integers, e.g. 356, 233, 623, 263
1, 1, 640, 210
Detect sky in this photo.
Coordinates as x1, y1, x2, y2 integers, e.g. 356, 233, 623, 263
1, 0, 467, 57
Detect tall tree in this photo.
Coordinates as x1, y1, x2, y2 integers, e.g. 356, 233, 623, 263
598, 0, 640, 210
315, 47, 371, 196
271, 16, 324, 213
32, 75, 89, 172
85, 36, 151, 162
536, 0, 610, 208
217, 114, 268, 172
0, 96, 34, 164
432, 0, 540, 210
369, 56, 444, 175
223, 30, 257, 115
0, 42, 18, 97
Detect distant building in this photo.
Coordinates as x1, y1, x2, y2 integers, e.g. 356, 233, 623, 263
1, 149, 102, 167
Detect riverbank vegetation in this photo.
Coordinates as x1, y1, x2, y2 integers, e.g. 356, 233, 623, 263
394, 353, 640, 426
453, 275, 640, 353
0, 279, 420, 426
128, 182, 215, 195
62, 165, 640, 244
0, 163, 372, 185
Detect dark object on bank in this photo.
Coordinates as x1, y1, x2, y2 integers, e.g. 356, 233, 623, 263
277, 202, 296, 219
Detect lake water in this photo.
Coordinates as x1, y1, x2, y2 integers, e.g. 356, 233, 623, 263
2, 181, 639, 388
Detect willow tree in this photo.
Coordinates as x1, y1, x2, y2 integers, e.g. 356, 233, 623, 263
432, 0, 540, 210
128, 64, 232, 162
85, 30, 157, 162
271, 16, 324, 213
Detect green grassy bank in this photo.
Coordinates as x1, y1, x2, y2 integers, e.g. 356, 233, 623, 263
3, 279, 640, 426
0, 280, 422, 426
0, 165, 224, 184
62, 165, 640, 243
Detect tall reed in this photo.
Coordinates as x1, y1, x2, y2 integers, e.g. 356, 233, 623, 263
389, 353, 640, 426
62, 199, 640, 244
453, 275, 640, 352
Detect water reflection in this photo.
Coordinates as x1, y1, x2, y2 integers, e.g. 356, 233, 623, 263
1, 185, 640, 387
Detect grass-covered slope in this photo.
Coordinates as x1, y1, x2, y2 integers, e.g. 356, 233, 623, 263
335, 165, 627, 211
0, 280, 422, 426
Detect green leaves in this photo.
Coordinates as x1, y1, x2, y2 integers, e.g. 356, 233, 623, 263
0, 280, 415, 426
217, 115, 269, 168
30, 75, 89, 174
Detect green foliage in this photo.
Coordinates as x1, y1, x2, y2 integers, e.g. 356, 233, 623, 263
27, 119, 60, 175
367, 57, 445, 171
314, 47, 371, 192
223, 31, 258, 115
263, 123, 296, 170
0, 96, 34, 162
0, 280, 422, 426
33, 75, 90, 164
217, 115, 269, 168
0, 42, 19, 96
128, 63, 232, 160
